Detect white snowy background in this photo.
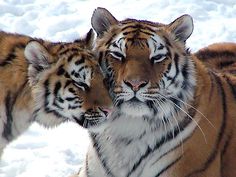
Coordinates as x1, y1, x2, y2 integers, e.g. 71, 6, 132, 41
0, 0, 236, 177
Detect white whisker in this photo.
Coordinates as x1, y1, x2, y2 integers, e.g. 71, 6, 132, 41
158, 93, 207, 144
170, 95, 216, 130
169, 109, 184, 156
157, 98, 182, 153
153, 100, 168, 142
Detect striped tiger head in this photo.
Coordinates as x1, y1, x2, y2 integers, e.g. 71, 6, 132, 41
92, 8, 196, 122
24, 30, 112, 128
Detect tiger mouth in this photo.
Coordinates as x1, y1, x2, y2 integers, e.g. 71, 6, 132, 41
82, 112, 107, 128
118, 97, 144, 106
73, 108, 113, 128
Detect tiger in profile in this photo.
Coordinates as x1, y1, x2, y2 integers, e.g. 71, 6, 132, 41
73, 7, 236, 177
0, 29, 112, 157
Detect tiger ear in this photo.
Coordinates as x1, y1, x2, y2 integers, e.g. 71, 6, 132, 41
83, 28, 95, 49
91, 7, 119, 37
168, 14, 193, 43
24, 41, 51, 85
74, 29, 95, 49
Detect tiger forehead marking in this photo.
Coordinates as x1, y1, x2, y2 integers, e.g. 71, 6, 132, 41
109, 32, 168, 63
64, 52, 93, 88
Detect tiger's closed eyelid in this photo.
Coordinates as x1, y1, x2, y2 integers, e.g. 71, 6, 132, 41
72, 80, 90, 91
109, 51, 125, 61
151, 54, 166, 63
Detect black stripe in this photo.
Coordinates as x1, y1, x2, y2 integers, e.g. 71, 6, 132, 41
224, 76, 236, 99
78, 66, 87, 73
44, 79, 66, 119
142, 26, 156, 33
154, 156, 182, 177
105, 34, 117, 46
64, 72, 70, 78
44, 79, 50, 106
68, 88, 76, 94
67, 53, 75, 62
75, 56, 85, 65
163, 36, 172, 47
123, 30, 137, 36
65, 97, 77, 101
121, 24, 156, 34
57, 65, 65, 76
86, 153, 90, 177
54, 81, 61, 95
2, 80, 28, 141
121, 25, 137, 31
168, 53, 180, 86
221, 131, 232, 155
186, 73, 227, 177
167, 63, 172, 72
57, 44, 65, 52
52, 101, 63, 110
59, 47, 80, 56
73, 115, 85, 126
182, 59, 189, 80
64, 80, 71, 89
195, 49, 236, 61
218, 60, 235, 69
208, 71, 216, 101
32, 108, 40, 121
68, 105, 81, 109
140, 29, 154, 36
158, 44, 164, 50
98, 52, 104, 66
126, 108, 195, 177
58, 97, 64, 103
150, 125, 195, 168
0, 43, 25, 66
90, 133, 115, 177
2, 92, 14, 141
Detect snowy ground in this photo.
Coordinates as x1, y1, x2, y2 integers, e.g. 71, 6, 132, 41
0, 0, 236, 177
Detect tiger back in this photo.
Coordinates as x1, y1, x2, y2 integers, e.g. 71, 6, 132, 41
194, 42, 236, 75
75, 8, 236, 177
0, 30, 112, 157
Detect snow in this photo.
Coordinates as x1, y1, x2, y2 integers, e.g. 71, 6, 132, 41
0, 0, 236, 176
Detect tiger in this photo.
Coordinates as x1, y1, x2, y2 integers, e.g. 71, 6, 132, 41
73, 7, 236, 177
0, 29, 112, 157
194, 42, 236, 75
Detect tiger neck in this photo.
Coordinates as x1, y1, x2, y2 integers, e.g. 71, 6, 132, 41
192, 54, 214, 115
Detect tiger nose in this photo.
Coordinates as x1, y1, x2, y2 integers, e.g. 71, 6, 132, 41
98, 107, 113, 117
123, 79, 148, 91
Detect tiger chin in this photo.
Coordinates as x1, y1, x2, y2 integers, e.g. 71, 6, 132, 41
74, 8, 236, 177
0, 29, 112, 157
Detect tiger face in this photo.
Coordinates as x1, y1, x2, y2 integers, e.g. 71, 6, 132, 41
24, 31, 112, 128
92, 8, 196, 123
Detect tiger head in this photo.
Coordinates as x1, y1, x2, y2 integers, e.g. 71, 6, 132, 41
91, 8, 196, 125
24, 30, 112, 128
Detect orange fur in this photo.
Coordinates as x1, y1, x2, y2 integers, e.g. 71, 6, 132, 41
195, 42, 236, 75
